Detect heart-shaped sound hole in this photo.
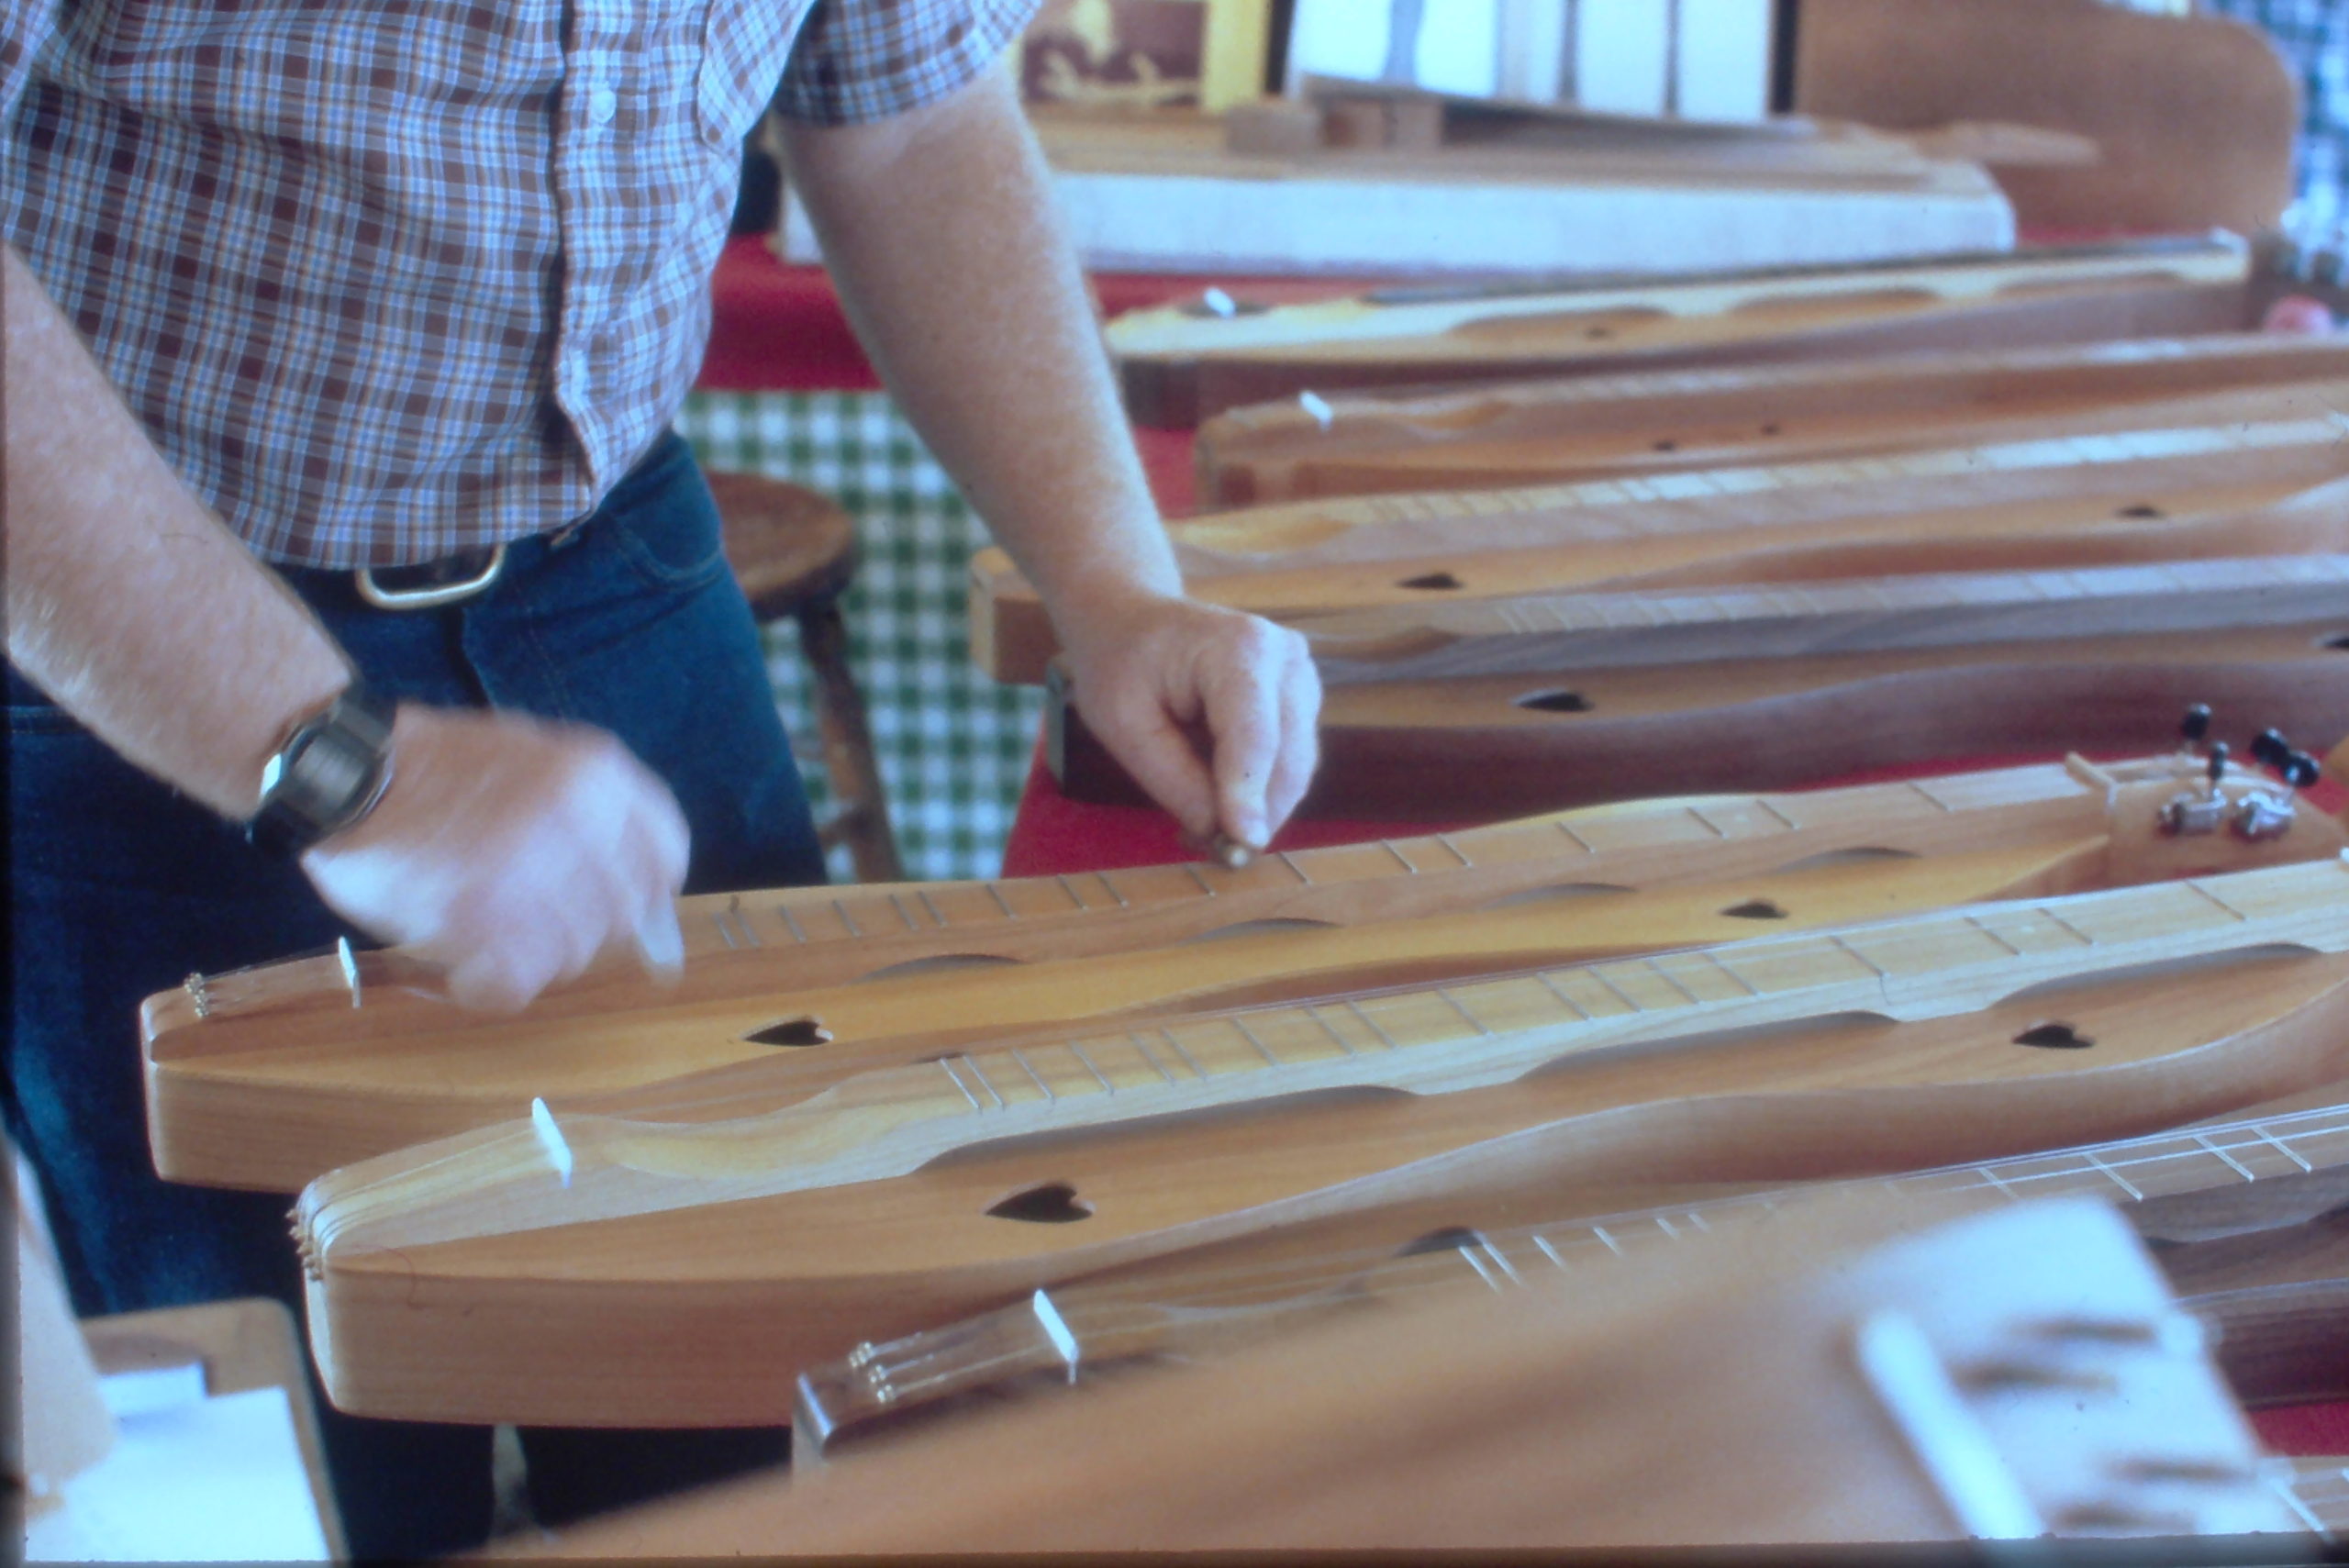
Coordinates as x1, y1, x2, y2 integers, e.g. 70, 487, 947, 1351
1515, 689, 1594, 714
986, 1182, 1095, 1224
1720, 898, 1788, 920
745, 1016, 833, 1047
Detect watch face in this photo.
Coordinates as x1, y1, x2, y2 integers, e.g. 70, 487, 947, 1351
250, 689, 395, 856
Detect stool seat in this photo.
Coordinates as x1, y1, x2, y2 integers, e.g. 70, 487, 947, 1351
708, 470, 862, 616
707, 470, 904, 884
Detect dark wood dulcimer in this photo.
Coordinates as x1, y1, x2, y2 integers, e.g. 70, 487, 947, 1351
1193, 331, 2349, 507
506, 1193, 2313, 1554
791, 1096, 2349, 1454
294, 855, 2349, 1425
145, 746, 2345, 1193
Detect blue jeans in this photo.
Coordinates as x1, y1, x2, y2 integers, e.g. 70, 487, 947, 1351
7, 431, 817, 1557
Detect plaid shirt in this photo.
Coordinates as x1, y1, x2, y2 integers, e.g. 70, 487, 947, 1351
1, 0, 1035, 567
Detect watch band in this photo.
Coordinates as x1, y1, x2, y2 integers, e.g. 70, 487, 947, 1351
246, 684, 399, 858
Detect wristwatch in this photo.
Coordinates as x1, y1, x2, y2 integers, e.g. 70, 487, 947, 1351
246, 684, 399, 857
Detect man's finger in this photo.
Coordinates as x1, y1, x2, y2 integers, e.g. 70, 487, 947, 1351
1197, 649, 1283, 851
1264, 638, 1322, 833
1091, 702, 1220, 840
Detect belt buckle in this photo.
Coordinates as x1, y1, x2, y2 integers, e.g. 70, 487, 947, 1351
353, 543, 507, 610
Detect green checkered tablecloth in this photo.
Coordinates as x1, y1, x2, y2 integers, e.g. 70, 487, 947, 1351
675, 390, 1046, 884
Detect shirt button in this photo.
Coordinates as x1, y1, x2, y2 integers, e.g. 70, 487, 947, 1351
586, 85, 618, 126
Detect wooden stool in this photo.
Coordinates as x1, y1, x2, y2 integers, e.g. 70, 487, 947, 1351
707, 471, 905, 884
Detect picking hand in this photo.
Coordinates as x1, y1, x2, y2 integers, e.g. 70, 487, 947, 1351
1057, 592, 1320, 851
300, 706, 690, 1011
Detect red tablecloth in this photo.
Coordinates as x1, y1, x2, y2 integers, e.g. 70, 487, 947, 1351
703, 235, 2349, 1461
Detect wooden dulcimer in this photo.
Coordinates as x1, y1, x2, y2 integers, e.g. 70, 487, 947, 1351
295, 856, 2349, 1425
1107, 234, 2261, 426
1051, 594, 2349, 817
793, 1097, 2349, 1453
506, 1195, 2308, 1554
1194, 332, 2349, 506
974, 417, 2349, 684
145, 750, 2344, 1193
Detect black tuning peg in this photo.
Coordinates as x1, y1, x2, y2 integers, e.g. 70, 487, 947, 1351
2251, 728, 2291, 769
2207, 741, 2230, 785
2179, 705, 2212, 747
2283, 751, 2322, 790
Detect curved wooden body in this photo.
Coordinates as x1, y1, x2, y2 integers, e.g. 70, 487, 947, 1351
144, 756, 2341, 1193
1196, 335, 2349, 506
506, 1196, 2297, 1554
298, 861, 2349, 1425
1108, 236, 2255, 426
1053, 624, 2349, 818
976, 422, 2349, 683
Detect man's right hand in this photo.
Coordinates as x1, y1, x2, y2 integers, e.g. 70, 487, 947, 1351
299, 706, 691, 1012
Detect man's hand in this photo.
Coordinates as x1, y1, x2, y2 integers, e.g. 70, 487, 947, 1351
1055, 592, 1319, 851
300, 706, 690, 1012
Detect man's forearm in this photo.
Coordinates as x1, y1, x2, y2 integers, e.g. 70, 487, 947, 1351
778, 62, 1180, 621
4, 242, 351, 819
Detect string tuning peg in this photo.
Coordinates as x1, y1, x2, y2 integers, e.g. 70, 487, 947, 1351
2250, 728, 2290, 770
2282, 751, 2321, 792
2206, 741, 2230, 787
2178, 704, 2212, 752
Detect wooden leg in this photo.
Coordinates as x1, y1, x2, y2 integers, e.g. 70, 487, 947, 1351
797, 598, 905, 884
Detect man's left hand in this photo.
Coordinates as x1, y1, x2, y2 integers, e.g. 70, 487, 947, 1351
1056, 592, 1320, 852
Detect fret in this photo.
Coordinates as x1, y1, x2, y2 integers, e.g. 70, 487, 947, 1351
1341, 998, 1405, 1051
960, 1054, 1009, 1110
832, 899, 863, 939
887, 893, 919, 932
1432, 831, 1472, 867
2082, 1151, 2143, 1202
710, 906, 742, 951
1181, 862, 1216, 896
2181, 879, 2252, 923
1275, 851, 1311, 885
2188, 1133, 2257, 1184
1096, 872, 1129, 910
1477, 1237, 1525, 1286
1434, 987, 1494, 1037
916, 889, 949, 929
1009, 1050, 1056, 1105
1640, 956, 1701, 1005
2269, 1479, 2329, 1538
985, 881, 1020, 919
1530, 1233, 1567, 1272
1455, 1245, 1510, 1294
1069, 1042, 1116, 1095
1824, 932, 1889, 979
1755, 797, 1798, 831
1684, 805, 1727, 840
1304, 1005, 1360, 1058
2252, 1127, 2316, 1173
1585, 964, 1649, 1015
1232, 1016, 1280, 1067
1128, 1032, 1181, 1085
1380, 839, 1418, 874
776, 902, 809, 943
1697, 950, 1761, 995
1552, 819, 1594, 854
1161, 1029, 1212, 1081
1961, 914, 2022, 957
1533, 970, 1595, 1019
2033, 906, 2099, 947
1589, 1225, 1625, 1257
1055, 874, 1088, 912
935, 1057, 985, 1113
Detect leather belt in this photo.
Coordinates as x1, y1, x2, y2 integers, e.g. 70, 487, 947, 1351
353, 544, 508, 610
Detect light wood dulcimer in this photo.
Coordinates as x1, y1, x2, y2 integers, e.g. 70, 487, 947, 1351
147, 747, 2345, 1193
1107, 234, 2262, 426
506, 1195, 2310, 1554
792, 1097, 2349, 1454
975, 417, 2349, 684
295, 855, 2349, 1425
1194, 332, 2349, 506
